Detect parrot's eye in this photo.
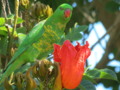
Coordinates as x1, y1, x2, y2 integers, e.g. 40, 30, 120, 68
60, 7, 64, 10
64, 9, 71, 18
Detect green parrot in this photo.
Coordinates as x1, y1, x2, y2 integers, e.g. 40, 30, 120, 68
0, 3, 73, 84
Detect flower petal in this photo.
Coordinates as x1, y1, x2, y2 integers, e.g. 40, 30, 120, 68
59, 40, 77, 64
53, 44, 61, 62
59, 40, 78, 88
75, 42, 81, 52
75, 41, 91, 64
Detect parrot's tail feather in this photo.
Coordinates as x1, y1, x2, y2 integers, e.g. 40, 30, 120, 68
0, 59, 25, 84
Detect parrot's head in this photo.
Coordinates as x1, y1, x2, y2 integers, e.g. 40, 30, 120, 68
53, 3, 73, 23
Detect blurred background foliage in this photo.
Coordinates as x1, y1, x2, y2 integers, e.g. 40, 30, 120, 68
0, 0, 120, 90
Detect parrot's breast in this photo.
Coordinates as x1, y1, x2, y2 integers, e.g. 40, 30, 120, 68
32, 25, 61, 58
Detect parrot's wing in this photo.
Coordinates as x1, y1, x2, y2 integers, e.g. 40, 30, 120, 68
7, 20, 46, 67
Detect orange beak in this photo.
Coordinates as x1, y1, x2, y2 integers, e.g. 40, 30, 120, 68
64, 9, 71, 18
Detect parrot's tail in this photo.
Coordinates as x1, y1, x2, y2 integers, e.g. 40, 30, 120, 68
0, 59, 25, 84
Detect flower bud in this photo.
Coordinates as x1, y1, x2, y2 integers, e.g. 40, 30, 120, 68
53, 62, 62, 90
20, 0, 29, 8
30, 2, 53, 20
26, 68, 37, 90
31, 59, 58, 89
4, 78, 13, 90
53, 40, 91, 89
14, 72, 25, 89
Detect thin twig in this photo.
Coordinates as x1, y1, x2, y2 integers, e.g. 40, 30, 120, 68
5, 24, 11, 39
8, 0, 19, 59
6, 0, 13, 25
1, 0, 8, 68
12, 0, 19, 36
91, 30, 110, 50
79, 9, 95, 23
95, 12, 120, 69
6, 0, 11, 15
8, 72, 14, 85
92, 24, 105, 50
91, 12, 120, 50
1, 0, 7, 20
5, 24, 11, 63
0, 55, 1, 69
3, 26, 11, 67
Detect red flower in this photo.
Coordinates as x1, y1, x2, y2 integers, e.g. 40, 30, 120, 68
53, 40, 91, 89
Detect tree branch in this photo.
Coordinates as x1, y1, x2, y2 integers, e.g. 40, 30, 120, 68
6, 0, 11, 15
8, 0, 19, 60
79, 9, 95, 23
1, 0, 7, 20
95, 12, 120, 69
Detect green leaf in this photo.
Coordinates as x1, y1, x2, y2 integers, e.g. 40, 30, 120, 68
0, 18, 5, 26
0, 86, 4, 90
100, 68, 118, 80
17, 17, 24, 24
15, 63, 31, 73
85, 69, 100, 79
18, 33, 26, 45
16, 27, 27, 33
85, 68, 118, 81
76, 25, 88, 32
7, 14, 24, 24
79, 80, 96, 90
0, 36, 8, 55
78, 85, 86, 90
0, 26, 7, 36
0, 25, 18, 37
83, 75, 96, 84
65, 25, 88, 41
7, 14, 14, 19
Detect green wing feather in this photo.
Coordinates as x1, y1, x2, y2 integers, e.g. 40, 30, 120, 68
7, 20, 46, 67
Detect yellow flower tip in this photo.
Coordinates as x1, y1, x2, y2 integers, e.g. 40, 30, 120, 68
53, 62, 62, 90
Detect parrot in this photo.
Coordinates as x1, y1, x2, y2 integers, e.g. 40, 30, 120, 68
0, 3, 73, 84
